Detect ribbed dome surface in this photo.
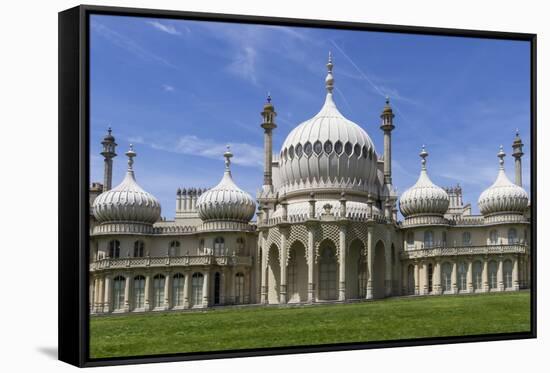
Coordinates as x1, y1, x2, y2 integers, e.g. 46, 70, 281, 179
93, 147, 161, 224
478, 148, 528, 215
278, 55, 378, 194
197, 149, 256, 223
399, 147, 449, 217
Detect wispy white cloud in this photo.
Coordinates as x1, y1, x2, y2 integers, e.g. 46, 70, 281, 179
147, 20, 186, 35
148, 135, 264, 168
162, 84, 175, 92
226, 46, 259, 85
91, 21, 176, 68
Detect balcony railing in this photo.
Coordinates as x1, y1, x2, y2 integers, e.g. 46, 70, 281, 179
90, 255, 253, 271
401, 244, 528, 260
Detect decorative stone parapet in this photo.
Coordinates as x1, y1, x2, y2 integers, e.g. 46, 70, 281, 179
400, 244, 528, 260
90, 255, 253, 271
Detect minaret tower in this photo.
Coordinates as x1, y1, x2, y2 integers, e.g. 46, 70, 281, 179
260, 93, 277, 192
100, 127, 117, 192
512, 129, 524, 187
380, 97, 395, 186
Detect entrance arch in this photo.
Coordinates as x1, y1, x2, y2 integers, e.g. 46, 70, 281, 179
347, 239, 366, 299
318, 239, 338, 301
287, 241, 308, 303
373, 240, 386, 299
267, 244, 280, 304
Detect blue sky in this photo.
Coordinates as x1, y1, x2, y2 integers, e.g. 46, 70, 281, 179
90, 14, 531, 220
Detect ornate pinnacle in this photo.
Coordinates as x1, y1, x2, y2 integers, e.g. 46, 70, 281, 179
325, 51, 334, 93
224, 145, 233, 171
497, 145, 506, 169
125, 144, 136, 170
420, 145, 428, 170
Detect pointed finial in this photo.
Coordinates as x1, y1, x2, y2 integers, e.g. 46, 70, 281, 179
224, 145, 233, 171
497, 145, 505, 169
267, 92, 271, 103
515, 128, 519, 137
419, 145, 428, 170
325, 51, 334, 93
108, 127, 112, 135
385, 96, 390, 105
126, 144, 136, 170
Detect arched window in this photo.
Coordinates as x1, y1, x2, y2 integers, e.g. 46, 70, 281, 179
304, 141, 313, 157
503, 260, 513, 289
236, 237, 245, 255
489, 230, 498, 245
133, 275, 145, 309
313, 140, 323, 155
172, 273, 185, 307
108, 240, 120, 258
334, 140, 343, 155
458, 262, 467, 291
214, 237, 225, 256
354, 143, 361, 157
442, 262, 452, 292
169, 241, 180, 256
113, 276, 125, 310
191, 273, 204, 307
288, 145, 294, 159
324, 140, 333, 154
214, 272, 221, 305
406, 232, 414, 246
344, 142, 353, 156
508, 228, 517, 244
488, 261, 498, 289
319, 246, 337, 300
153, 274, 165, 308
295, 143, 303, 157
133, 240, 145, 257
424, 231, 434, 248
462, 232, 472, 246
473, 261, 483, 291
235, 272, 245, 304
407, 264, 415, 295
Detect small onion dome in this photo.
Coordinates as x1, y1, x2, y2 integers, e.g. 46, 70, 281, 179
197, 146, 256, 223
478, 146, 528, 215
399, 146, 449, 217
279, 52, 378, 193
93, 145, 161, 224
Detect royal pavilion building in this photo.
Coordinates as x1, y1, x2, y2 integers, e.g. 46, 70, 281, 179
89, 54, 531, 314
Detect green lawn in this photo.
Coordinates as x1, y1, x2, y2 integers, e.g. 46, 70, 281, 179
90, 291, 531, 358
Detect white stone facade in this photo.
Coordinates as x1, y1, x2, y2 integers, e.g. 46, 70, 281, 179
89, 54, 530, 315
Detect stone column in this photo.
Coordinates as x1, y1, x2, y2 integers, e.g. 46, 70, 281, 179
433, 260, 442, 295
307, 225, 315, 303
93, 277, 100, 313
467, 260, 474, 293
202, 270, 210, 307
279, 228, 288, 304
513, 256, 519, 290
422, 262, 429, 295
144, 273, 152, 311
103, 275, 112, 313
338, 224, 347, 301
183, 272, 190, 309
228, 266, 235, 305
123, 274, 131, 312
414, 262, 419, 295
220, 270, 226, 305
366, 225, 374, 299
482, 259, 489, 292
497, 258, 504, 291
244, 269, 251, 304
164, 272, 171, 309
451, 261, 458, 294
401, 264, 408, 295
385, 231, 392, 296
97, 277, 104, 313
260, 234, 268, 304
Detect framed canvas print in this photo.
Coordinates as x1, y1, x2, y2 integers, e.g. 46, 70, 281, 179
58, 4, 537, 367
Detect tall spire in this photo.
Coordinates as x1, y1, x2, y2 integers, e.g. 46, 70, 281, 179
380, 96, 395, 185
100, 127, 117, 192
325, 51, 334, 94
512, 129, 524, 187
260, 93, 277, 189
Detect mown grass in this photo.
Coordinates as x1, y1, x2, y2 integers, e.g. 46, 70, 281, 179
90, 291, 530, 358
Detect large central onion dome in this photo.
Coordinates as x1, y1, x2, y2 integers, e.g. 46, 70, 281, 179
197, 147, 256, 223
478, 146, 528, 216
278, 53, 378, 195
399, 146, 450, 217
93, 145, 161, 224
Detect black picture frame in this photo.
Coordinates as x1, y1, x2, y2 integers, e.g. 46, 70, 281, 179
58, 4, 537, 367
